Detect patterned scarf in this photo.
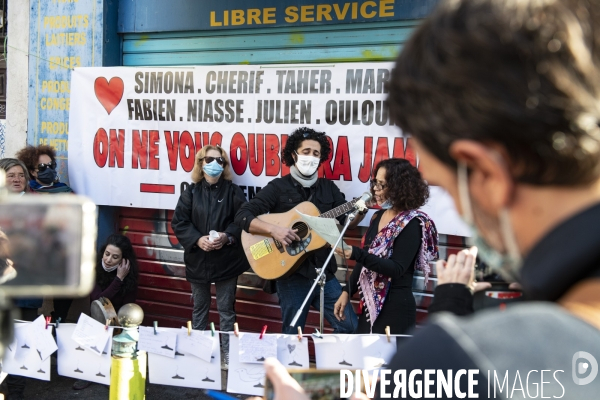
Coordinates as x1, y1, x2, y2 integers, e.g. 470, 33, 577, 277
358, 210, 439, 332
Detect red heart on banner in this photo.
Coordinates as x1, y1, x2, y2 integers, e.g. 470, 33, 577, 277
94, 77, 124, 115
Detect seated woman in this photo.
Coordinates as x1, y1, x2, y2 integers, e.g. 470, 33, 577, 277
334, 158, 439, 334
91, 234, 139, 311
74, 233, 139, 391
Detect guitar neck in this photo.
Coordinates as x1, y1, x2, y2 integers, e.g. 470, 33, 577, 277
319, 197, 360, 219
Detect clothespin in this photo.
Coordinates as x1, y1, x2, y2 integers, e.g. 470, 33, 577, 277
55, 317, 61, 330
45, 316, 51, 330
385, 326, 391, 343
210, 322, 215, 337
187, 321, 192, 336
153, 321, 158, 335
312, 328, 323, 339
297, 326, 302, 342
233, 322, 239, 337
259, 325, 267, 339
105, 319, 110, 331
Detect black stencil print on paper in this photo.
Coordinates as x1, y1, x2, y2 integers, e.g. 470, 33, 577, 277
171, 366, 184, 380
236, 368, 265, 388
202, 368, 215, 383
286, 344, 302, 367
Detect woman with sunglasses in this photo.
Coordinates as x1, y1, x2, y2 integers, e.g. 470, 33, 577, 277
333, 158, 439, 335
16, 145, 73, 194
171, 145, 249, 370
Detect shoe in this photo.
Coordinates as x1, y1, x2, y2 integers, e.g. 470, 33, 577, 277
221, 352, 229, 370
72, 380, 92, 390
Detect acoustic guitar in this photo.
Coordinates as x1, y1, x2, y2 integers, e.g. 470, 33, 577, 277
241, 198, 359, 280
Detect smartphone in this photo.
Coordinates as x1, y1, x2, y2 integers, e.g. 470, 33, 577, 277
0, 194, 97, 297
265, 369, 351, 400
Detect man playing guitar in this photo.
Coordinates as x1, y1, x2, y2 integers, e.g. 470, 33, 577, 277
235, 127, 365, 334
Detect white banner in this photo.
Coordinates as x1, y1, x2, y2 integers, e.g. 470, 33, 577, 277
68, 63, 468, 235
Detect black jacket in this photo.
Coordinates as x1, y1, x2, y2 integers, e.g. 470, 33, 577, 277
172, 177, 249, 284
234, 174, 347, 280
383, 202, 600, 398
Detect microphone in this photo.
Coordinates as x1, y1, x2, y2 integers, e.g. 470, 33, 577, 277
355, 191, 372, 205
352, 192, 372, 213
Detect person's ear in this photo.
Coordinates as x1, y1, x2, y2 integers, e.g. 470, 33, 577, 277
449, 140, 513, 214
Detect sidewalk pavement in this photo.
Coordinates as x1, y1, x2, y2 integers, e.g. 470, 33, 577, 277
6, 364, 248, 400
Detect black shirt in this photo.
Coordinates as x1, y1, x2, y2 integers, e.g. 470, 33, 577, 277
235, 174, 347, 280
343, 212, 421, 333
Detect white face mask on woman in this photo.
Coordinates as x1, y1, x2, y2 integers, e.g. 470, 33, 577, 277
295, 152, 320, 176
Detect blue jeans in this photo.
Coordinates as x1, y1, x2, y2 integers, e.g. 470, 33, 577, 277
276, 274, 357, 334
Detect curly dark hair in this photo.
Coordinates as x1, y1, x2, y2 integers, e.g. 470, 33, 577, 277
374, 158, 429, 211
15, 145, 57, 175
388, 0, 600, 186
96, 234, 139, 295
282, 127, 331, 167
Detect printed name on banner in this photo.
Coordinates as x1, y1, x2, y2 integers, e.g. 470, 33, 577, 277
69, 63, 469, 235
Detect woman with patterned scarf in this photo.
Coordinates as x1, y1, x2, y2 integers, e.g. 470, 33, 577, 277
334, 158, 438, 334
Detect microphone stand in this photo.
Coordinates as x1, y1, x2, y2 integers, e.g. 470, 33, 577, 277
290, 210, 358, 334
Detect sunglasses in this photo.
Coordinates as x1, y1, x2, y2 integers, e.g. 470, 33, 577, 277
201, 156, 225, 165
37, 161, 57, 172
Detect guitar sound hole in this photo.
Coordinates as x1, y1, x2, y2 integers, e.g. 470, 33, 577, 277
292, 222, 309, 238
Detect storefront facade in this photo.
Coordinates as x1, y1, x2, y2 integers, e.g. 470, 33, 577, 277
109, 0, 465, 333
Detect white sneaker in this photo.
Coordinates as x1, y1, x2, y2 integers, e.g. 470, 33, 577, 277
221, 352, 229, 370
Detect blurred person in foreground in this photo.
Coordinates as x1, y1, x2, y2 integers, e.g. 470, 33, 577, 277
257, 0, 600, 398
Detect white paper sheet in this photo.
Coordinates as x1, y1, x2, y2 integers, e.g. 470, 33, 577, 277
313, 334, 362, 370
72, 313, 112, 356
148, 331, 221, 390
276, 335, 310, 369
313, 334, 400, 371
2, 323, 51, 381
296, 211, 349, 249
239, 332, 277, 364
227, 334, 265, 396
138, 326, 177, 358
360, 335, 397, 370
176, 328, 215, 362
56, 323, 113, 385
30, 315, 58, 361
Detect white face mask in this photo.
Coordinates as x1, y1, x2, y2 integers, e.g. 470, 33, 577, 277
295, 152, 320, 176
457, 162, 522, 280
102, 259, 119, 273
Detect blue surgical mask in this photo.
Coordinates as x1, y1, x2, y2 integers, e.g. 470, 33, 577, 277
380, 199, 393, 210
203, 160, 223, 178
457, 163, 522, 280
